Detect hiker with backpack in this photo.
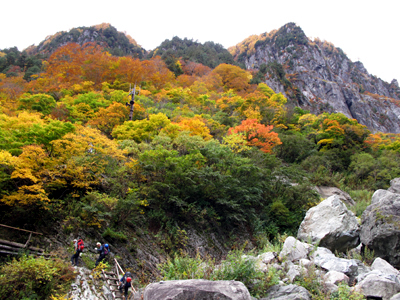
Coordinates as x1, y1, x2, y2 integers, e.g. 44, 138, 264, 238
119, 271, 133, 299
71, 238, 84, 266
95, 242, 110, 267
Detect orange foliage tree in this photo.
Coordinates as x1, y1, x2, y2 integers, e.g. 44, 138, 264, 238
228, 119, 281, 153
114, 56, 144, 85
174, 116, 213, 140
0, 74, 27, 102
31, 43, 87, 92
181, 61, 211, 77
176, 74, 196, 88
209, 64, 252, 94
142, 57, 175, 90
29, 43, 117, 93
87, 102, 129, 135
81, 48, 117, 86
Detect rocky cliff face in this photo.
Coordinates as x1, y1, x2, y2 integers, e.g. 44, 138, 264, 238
230, 23, 400, 133
26, 23, 145, 58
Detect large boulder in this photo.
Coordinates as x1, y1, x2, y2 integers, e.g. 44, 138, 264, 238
311, 247, 359, 279
142, 279, 252, 300
279, 236, 312, 262
354, 257, 400, 299
297, 195, 360, 252
260, 284, 311, 300
354, 272, 400, 300
372, 257, 400, 279
323, 270, 349, 285
360, 188, 400, 268
391, 293, 400, 300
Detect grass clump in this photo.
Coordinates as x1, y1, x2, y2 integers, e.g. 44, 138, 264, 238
347, 189, 373, 217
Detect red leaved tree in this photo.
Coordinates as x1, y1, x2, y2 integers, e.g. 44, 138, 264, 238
228, 119, 282, 153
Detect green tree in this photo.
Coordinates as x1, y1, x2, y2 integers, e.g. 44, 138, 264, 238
18, 93, 57, 115
275, 132, 316, 163
112, 113, 171, 142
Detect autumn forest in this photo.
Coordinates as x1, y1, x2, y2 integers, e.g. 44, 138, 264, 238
1, 26, 400, 296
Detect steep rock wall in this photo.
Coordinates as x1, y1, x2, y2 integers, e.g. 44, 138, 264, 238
234, 23, 400, 133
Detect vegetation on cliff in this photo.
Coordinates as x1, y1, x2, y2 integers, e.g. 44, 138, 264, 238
1, 40, 400, 236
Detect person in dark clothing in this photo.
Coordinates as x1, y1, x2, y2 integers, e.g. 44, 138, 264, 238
95, 242, 110, 267
119, 271, 132, 299
71, 239, 80, 266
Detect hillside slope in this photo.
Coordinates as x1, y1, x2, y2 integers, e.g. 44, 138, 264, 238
4, 22, 400, 133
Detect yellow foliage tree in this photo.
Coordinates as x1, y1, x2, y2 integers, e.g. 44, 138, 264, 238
87, 102, 129, 135
174, 116, 213, 140
1, 145, 50, 206
112, 113, 171, 142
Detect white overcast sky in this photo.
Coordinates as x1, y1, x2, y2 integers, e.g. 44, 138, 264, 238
1, 0, 399, 83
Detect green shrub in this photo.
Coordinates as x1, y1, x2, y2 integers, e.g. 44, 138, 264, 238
331, 283, 365, 300
0, 255, 76, 300
361, 246, 375, 266
294, 264, 326, 299
102, 227, 128, 242
160, 253, 214, 280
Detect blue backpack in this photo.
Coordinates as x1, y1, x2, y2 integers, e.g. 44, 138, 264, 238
104, 244, 109, 255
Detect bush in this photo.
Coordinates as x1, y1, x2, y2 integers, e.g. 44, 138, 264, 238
294, 264, 326, 298
160, 253, 214, 280
91, 261, 111, 279
102, 227, 128, 242
0, 255, 76, 300
331, 282, 365, 300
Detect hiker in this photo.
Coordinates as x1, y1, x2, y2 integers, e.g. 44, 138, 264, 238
71, 238, 84, 266
119, 271, 132, 299
95, 242, 110, 267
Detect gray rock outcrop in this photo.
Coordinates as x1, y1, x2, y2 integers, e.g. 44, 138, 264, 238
360, 184, 400, 268
255, 237, 400, 299
391, 293, 400, 300
67, 267, 102, 300
354, 271, 400, 300
297, 195, 360, 252
388, 177, 400, 194
260, 284, 311, 300
279, 236, 311, 262
311, 247, 358, 279
324, 270, 349, 285
142, 279, 252, 300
